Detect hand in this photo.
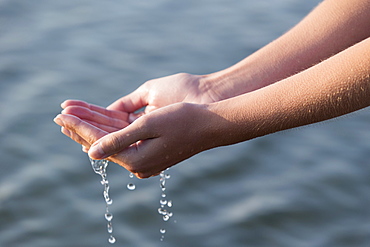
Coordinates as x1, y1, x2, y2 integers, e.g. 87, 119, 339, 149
55, 102, 224, 178
105, 72, 222, 118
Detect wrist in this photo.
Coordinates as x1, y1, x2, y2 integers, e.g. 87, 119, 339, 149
201, 98, 258, 149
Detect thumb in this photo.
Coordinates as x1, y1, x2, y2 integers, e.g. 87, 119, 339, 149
107, 87, 148, 113
88, 123, 146, 160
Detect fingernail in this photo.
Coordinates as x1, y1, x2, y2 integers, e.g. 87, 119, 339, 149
61, 101, 67, 109
53, 115, 63, 126
88, 142, 107, 159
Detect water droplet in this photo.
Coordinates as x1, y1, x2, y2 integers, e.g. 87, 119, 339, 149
105, 212, 113, 221
158, 208, 167, 215
160, 199, 167, 206
163, 215, 170, 221
108, 235, 116, 244
161, 193, 166, 198
129, 172, 134, 178
167, 200, 173, 207
165, 174, 171, 179
160, 228, 166, 234
127, 183, 136, 191
107, 222, 113, 233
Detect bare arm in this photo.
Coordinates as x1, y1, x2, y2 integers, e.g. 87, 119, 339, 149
207, 37, 370, 147
202, 0, 370, 100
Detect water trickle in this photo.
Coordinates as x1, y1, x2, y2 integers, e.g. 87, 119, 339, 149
158, 170, 174, 241
89, 158, 116, 244
89, 158, 173, 243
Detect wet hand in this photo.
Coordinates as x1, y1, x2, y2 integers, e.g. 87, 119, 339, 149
86, 103, 217, 178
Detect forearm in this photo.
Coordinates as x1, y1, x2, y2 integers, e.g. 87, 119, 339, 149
206, 37, 370, 147
201, 0, 370, 100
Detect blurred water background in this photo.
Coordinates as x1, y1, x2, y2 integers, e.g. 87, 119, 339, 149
1, 0, 370, 246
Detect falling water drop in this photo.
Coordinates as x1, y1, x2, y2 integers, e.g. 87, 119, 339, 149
108, 235, 116, 244
163, 215, 170, 221
160, 199, 167, 206
107, 222, 113, 234
127, 183, 136, 191
105, 212, 113, 221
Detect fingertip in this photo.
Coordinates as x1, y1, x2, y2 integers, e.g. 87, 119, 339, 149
88, 142, 108, 159
60, 100, 69, 109
53, 114, 63, 126
61, 99, 85, 109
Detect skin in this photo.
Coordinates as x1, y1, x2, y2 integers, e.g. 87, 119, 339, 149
54, 0, 370, 178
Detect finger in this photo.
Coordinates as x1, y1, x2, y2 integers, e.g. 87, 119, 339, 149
62, 106, 129, 130
128, 111, 145, 123
107, 139, 159, 179
84, 120, 122, 133
88, 117, 154, 160
107, 86, 148, 113
54, 114, 108, 145
61, 126, 91, 148
61, 99, 90, 109
111, 139, 174, 179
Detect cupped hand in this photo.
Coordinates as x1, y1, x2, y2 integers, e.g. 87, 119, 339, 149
55, 102, 222, 178
106, 73, 221, 117
56, 73, 229, 177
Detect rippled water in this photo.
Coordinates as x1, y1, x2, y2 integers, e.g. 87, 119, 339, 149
1, 0, 370, 246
